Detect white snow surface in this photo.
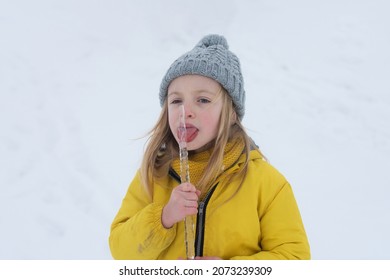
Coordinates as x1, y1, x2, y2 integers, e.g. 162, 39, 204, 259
1, 0, 389, 259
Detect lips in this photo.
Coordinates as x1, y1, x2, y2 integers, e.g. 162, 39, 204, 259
177, 125, 198, 143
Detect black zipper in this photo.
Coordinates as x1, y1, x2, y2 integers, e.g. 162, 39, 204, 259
194, 183, 218, 257
168, 169, 218, 257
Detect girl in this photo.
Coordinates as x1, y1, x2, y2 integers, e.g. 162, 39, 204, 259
109, 34, 310, 260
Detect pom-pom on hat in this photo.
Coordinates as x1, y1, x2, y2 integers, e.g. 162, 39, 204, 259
159, 34, 245, 119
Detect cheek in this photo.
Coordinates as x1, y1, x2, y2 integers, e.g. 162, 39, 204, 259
201, 111, 220, 131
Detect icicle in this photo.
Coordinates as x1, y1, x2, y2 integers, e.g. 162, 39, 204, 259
178, 104, 195, 260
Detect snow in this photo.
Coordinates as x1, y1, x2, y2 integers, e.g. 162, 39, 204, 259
1, 0, 389, 259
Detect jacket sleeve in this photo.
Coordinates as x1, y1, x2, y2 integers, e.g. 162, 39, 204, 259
109, 171, 177, 259
231, 181, 311, 260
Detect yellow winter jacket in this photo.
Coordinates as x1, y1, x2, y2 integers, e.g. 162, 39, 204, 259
109, 149, 310, 260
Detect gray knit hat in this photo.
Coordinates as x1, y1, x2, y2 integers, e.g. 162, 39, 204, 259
159, 34, 245, 119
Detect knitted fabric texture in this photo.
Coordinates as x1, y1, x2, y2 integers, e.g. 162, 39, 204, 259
159, 34, 246, 119
171, 139, 245, 194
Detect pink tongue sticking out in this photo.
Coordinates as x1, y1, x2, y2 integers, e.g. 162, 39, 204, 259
178, 105, 198, 144
184, 127, 198, 142
178, 127, 198, 143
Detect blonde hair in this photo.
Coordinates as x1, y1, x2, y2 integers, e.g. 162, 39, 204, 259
140, 88, 263, 198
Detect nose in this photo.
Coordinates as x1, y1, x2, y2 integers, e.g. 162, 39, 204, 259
183, 102, 195, 119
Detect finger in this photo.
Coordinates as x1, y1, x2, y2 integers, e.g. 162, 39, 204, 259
183, 192, 199, 201
184, 207, 198, 216
184, 200, 198, 208
180, 183, 197, 193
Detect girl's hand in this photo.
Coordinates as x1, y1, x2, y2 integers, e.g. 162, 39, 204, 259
162, 183, 201, 229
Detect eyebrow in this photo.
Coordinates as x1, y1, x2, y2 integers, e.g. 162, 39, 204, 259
167, 91, 180, 97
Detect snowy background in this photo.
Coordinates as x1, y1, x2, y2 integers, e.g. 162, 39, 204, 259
1, 0, 389, 259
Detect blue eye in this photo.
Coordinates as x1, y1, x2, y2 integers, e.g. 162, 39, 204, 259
170, 99, 182, 104
198, 98, 211, 104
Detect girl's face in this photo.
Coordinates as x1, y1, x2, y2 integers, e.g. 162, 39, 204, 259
167, 75, 223, 151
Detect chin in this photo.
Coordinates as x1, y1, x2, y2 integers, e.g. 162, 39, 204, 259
187, 145, 200, 151
186, 142, 203, 152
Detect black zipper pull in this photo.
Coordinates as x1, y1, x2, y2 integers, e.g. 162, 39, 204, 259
198, 201, 205, 215
195, 201, 205, 257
